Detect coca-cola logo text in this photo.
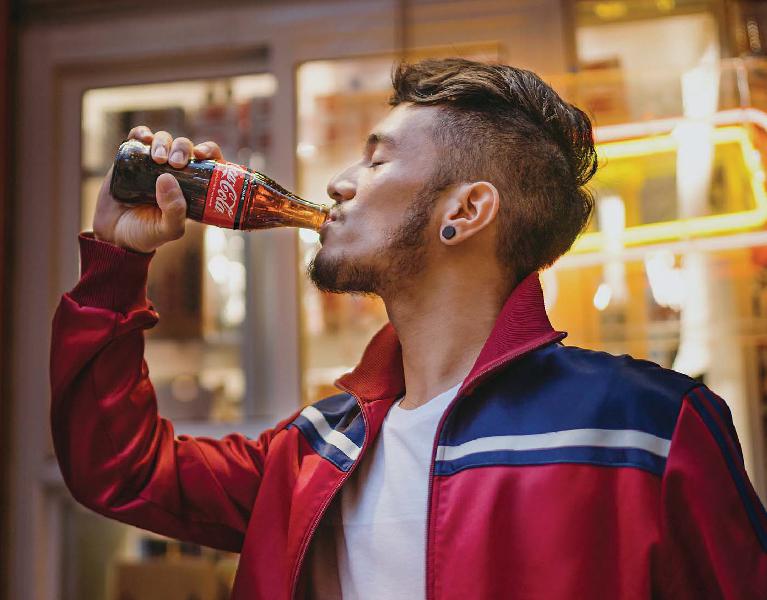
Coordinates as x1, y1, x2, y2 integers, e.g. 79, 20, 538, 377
214, 164, 240, 218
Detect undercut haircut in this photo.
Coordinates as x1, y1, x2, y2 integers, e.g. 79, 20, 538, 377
390, 58, 598, 282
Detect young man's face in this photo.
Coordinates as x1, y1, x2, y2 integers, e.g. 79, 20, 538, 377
310, 103, 446, 295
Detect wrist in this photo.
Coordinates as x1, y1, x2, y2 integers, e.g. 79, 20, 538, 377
70, 233, 155, 312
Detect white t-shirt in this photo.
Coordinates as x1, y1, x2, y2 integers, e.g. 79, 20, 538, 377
330, 382, 462, 600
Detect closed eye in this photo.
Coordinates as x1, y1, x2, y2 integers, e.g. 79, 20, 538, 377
369, 161, 384, 169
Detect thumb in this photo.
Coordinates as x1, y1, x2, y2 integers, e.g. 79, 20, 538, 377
155, 173, 187, 241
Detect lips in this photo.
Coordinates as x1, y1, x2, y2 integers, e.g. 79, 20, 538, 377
319, 209, 342, 243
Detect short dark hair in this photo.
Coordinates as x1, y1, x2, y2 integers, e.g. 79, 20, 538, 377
390, 58, 597, 282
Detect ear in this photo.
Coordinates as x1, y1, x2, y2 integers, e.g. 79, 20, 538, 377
439, 181, 500, 245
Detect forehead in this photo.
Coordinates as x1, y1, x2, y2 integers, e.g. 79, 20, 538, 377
369, 103, 440, 152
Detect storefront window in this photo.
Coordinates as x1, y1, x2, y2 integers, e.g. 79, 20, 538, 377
74, 74, 277, 600
562, 6, 767, 492
295, 42, 767, 495
81, 74, 276, 424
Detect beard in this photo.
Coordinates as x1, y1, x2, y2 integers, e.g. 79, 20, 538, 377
308, 182, 441, 296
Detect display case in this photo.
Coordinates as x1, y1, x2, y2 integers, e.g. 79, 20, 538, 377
63, 72, 280, 600
295, 46, 767, 500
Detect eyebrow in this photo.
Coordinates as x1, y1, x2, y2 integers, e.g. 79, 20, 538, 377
365, 132, 398, 150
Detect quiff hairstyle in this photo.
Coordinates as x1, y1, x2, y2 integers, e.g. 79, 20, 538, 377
390, 58, 598, 282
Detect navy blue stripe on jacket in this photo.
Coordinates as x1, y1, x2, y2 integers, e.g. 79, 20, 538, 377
288, 393, 365, 472
436, 344, 698, 477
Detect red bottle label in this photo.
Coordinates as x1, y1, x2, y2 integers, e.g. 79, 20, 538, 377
203, 162, 250, 229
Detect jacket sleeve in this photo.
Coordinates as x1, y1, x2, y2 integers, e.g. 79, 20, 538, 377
653, 384, 767, 599
50, 233, 298, 553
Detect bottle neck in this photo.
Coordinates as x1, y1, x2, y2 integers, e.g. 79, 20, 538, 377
241, 173, 329, 231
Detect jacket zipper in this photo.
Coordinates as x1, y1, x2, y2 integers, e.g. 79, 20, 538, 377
288, 388, 371, 600
423, 334, 565, 600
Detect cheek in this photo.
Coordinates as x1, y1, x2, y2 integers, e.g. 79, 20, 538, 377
319, 213, 396, 267
326, 169, 422, 250
353, 178, 415, 229
327, 216, 387, 254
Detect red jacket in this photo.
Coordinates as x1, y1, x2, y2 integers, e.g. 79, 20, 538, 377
51, 234, 767, 599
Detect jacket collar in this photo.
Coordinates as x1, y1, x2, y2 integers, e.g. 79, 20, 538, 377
335, 272, 567, 402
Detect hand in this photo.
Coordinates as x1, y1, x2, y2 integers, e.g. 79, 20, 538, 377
92, 126, 225, 253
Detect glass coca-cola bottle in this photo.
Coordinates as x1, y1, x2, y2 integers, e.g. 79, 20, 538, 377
110, 140, 329, 231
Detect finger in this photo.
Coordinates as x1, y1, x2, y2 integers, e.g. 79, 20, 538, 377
155, 173, 187, 241
151, 131, 173, 164
168, 137, 194, 169
192, 141, 224, 161
128, 125, 154, 144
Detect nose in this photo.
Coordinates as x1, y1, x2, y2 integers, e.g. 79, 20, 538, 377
326, 166, 357, 203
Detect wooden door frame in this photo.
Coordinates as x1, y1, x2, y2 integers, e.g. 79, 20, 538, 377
0, 0, 15, 599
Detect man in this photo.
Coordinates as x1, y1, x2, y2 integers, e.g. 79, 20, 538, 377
50, 59, 767, 599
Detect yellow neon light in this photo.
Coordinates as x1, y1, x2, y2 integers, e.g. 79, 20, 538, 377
571, 126, 767, 254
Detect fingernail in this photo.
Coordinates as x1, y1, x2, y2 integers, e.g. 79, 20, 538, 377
169, 151, 184, 165
195, 143, 210, 153
154, 146, 168, 160
157, 174, 176, 193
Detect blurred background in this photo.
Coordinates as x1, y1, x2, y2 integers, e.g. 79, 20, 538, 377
3, 0, 767, 598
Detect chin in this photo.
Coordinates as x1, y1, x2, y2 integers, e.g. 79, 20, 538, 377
312, 243, 343, 267
308, 246, 384, 296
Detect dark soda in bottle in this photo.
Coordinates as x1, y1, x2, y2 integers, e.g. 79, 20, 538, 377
110, 140, 329, 231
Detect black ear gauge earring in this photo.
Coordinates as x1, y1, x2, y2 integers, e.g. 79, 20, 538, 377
442, 225, 457, 240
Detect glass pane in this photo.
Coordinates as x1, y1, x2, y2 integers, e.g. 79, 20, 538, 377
551, 8, 767, 463
81, 73, 276, 424
571, 9, 720, 123
295, 47, 501, 405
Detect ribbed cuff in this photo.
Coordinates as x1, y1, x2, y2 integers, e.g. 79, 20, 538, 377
68, 233, 155, 313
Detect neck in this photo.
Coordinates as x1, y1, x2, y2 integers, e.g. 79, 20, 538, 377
382, 268, 508, 410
